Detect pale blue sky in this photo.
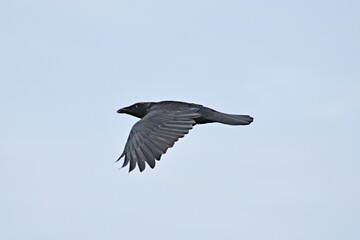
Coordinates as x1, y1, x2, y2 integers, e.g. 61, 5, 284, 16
1, 0, 359, 239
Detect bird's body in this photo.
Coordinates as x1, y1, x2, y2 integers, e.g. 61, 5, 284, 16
117, 101, 253, 172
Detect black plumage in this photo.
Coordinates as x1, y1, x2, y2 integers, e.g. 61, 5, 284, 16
117, 101, 253, 172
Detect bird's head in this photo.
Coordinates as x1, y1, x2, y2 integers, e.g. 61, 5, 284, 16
117, 102, 154, 118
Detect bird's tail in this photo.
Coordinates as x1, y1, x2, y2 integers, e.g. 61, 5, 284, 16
210, 112, 254, 125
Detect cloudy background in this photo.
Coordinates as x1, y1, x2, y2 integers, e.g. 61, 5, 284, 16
1, 0, 359, 239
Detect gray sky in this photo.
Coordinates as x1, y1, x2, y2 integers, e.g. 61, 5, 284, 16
1, 0, 359, 239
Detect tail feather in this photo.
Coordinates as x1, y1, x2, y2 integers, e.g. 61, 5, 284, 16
212, 112, 253, 125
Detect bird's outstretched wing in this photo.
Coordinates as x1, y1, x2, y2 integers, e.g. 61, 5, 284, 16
117, 108, 201, 172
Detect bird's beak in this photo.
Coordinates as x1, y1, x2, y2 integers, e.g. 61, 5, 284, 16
117, 108, 126, 114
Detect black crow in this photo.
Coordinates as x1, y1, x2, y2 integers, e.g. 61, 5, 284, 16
117, 101, 253, 172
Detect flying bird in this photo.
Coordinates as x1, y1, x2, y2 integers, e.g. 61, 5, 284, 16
117, 101, 253, 172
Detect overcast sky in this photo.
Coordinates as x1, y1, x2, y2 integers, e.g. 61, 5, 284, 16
1, 0, 359, 239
